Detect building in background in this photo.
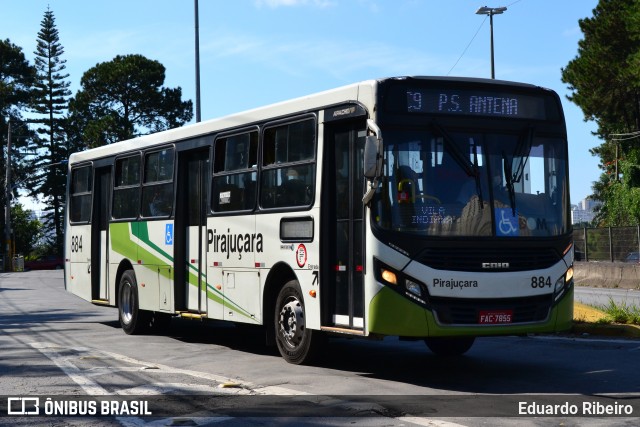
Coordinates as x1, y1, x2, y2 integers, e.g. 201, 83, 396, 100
571, 198, 601, 225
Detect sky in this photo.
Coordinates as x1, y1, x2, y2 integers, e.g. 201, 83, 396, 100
1, 0, 601, 207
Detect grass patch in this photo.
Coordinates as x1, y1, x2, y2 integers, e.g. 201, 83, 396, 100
596, 298, 640, 325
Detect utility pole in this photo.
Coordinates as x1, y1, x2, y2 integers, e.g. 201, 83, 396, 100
194, 0, 202, 123
5, 120, 12, 271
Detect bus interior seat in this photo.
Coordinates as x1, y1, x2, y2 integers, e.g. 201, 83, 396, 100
281, 178, 308, 206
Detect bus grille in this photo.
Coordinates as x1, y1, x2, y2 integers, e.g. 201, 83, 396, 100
416, 247, 560, 272
430, 295, 553, 325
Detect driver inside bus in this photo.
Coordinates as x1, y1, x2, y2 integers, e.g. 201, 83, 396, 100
491, 169, 510, 206
456, 166, 509, 207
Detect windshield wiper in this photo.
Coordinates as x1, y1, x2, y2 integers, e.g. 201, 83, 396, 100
471, 140, 484, 208
512, 125, 534, 183
431, 121, 484, 207
501, 126, 535, 216
502, 150, 517, 216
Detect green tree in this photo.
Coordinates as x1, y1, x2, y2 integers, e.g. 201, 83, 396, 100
11, 203, 43, 257
0, 39, 35, 117
561, 0, 640, 226
0, 39, 36, 263
29, 7, 72, 255
68, 54, 193, 148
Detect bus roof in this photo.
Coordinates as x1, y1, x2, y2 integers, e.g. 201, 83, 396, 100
68, 76, 553, 165
68, 78, 370, 164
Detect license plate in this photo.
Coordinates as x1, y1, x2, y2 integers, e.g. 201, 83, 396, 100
479, 310, 513, 324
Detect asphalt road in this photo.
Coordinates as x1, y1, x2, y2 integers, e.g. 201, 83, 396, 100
1, 270, 639, 427
575, 286, 640, 308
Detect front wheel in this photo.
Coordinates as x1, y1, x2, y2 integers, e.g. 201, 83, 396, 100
275, 280, 320, 364
425, 337, 475, 357
118, 270, 151, 335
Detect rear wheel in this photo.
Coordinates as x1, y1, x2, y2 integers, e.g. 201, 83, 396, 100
118, 270, 151, 334
425, 337, 475, 357
275, 280, 320, 364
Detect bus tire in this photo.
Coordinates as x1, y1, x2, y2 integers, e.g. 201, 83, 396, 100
275, 280, 319, 364
118, 270, 150, 335
425, 337, 475, 357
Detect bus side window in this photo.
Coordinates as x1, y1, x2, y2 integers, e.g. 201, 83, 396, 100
261, 118, 316, 209
141, 148, 174, 217
113, 154, 141, 219
70, 165, 93, 223
212, 131, 258, 212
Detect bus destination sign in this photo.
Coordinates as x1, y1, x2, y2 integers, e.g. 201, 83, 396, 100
406, 88, 547, 119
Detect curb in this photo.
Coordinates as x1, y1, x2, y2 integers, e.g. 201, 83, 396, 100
572, 302, 640, 338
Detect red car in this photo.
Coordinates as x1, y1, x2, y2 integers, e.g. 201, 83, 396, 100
24, 255, 64, 271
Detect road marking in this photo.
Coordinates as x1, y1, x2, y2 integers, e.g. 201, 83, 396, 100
29, 342, 231, 426
529, 335, 640, 346
29, 341, 466, 426
398, 418, 468, 427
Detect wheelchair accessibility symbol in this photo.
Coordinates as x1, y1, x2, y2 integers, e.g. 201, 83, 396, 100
165, 224, 174, 245
495, 208, 519, 237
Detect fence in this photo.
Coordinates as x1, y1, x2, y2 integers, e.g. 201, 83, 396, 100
573, 226, 640, 262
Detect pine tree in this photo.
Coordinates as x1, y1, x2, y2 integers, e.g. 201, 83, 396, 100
30, 7, 71, 255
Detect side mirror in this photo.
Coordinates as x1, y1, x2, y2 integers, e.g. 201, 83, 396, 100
363, 135, 382, 179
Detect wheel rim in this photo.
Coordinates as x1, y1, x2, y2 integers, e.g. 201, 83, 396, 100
278, 297, 305, 348
120, 282, 133, 325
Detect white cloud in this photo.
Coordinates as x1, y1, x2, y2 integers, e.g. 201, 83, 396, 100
201, 28, 458, 80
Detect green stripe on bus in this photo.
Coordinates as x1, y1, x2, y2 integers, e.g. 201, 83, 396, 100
109, 221, 257, 323
132, 221, 173, 263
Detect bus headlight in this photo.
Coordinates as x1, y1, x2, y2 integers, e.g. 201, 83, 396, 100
554, 275, 565, 293
405, 278, 422, 298
565, 266, 574, 283
381, 268, 398, 286
374, 258, 430, 307
554, 266, 574, 301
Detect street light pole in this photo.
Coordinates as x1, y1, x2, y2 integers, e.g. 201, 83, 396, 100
194, 0, 202, 123
475, 6, 507, 79
5, 120, 12, 271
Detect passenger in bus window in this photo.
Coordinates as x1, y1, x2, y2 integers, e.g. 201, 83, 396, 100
457, 174, 478, 205
491, 171, 510, 206
149, 187, 170, 216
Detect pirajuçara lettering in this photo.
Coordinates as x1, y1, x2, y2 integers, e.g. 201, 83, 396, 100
433, 278, 478, 289
208, 228, 263, 260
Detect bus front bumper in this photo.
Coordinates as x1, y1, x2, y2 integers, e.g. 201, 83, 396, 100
368, 285, 574, 338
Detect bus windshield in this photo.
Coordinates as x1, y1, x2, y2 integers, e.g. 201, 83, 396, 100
372, 127, 568, 237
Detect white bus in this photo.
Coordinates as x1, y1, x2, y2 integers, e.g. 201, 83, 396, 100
65, 76, 574, 364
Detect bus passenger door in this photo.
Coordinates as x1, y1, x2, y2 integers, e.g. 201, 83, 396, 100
91, 167, 111, 302
175, 149, 210, 315
66, 165, 93, 302
322, 123, 366, 330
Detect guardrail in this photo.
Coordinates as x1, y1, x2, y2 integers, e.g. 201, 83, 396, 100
573, 226, 640, 263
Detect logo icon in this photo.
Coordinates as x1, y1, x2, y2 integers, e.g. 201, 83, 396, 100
7, 397, 40, 415
495, 208, 519, 236
165, 224, 174, 245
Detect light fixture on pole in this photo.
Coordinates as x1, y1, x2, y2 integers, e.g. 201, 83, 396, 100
475, 6, 507, 79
